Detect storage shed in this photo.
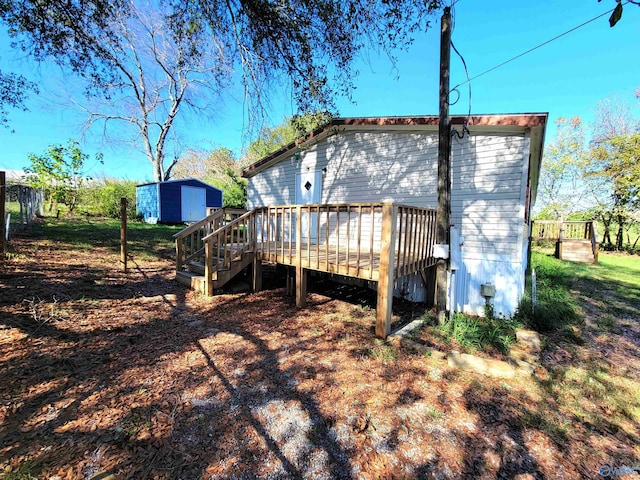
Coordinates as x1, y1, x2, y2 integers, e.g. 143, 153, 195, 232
136, 178, 223, 223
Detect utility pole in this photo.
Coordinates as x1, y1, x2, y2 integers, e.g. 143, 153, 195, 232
436, 6, 451, 325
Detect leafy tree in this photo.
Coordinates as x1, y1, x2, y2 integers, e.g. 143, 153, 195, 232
1, 0, 441, 181
583, 95, 640, 248
215, 168, 247, 209
587, 133, 640, 249
0, 70, 37, 129
172, 148, 237, 183
24, 140, 102, 214
172, 148, 247, 208
243, 112, 334, 166
535, 117, 589, 219
80, 179, 137, 219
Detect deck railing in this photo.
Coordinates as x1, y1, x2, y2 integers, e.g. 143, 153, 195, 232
252, 203, 438, 280
176, 202, 438, 339
531, 220, 599, 262
531, 220, 597, 241
173, 208, 246, 272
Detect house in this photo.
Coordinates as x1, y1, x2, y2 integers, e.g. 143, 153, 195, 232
136, 178, 222, 223
241, 114, 547, 320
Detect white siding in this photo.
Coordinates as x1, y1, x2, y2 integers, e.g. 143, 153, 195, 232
247, 160, 297, 208
248, 128, 531, 315
449, 133, 528, 315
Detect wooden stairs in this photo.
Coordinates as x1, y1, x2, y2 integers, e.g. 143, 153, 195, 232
531, 220, 599, 264
176, 249, 254, 293
557, 239, 597, 264
174, 208, 252, 294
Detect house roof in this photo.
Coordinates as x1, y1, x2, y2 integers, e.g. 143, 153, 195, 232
241, 113, 548, 205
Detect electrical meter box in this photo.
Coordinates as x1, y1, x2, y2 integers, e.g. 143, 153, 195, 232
480, 283, 496, 298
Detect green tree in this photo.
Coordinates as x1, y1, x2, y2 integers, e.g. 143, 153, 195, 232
0, 70, 37, 129
80, 179, 137, 219
1, 0, 441, 181
173, 148, 247, 208
243, 112, 334, 166
583, 95, 640, 249
25, 140, 102, 214
587, 133, 640, 249
535, 117, 589, 219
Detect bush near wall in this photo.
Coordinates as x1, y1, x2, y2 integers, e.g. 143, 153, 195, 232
80, 180, 138, 220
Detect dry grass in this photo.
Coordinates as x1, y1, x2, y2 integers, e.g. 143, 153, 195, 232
0, 227, 639, 479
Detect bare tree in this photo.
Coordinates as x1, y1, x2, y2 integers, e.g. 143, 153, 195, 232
2, 0, 442, 180
74, 1, 230, 181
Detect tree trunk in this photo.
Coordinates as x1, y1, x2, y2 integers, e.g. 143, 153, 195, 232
616, 215, 625, 250
601, 220, 612, 247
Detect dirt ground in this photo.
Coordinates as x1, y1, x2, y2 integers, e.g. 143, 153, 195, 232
1, 235, 639, 479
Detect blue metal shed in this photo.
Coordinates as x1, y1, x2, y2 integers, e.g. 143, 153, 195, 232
136, 178, 223, 223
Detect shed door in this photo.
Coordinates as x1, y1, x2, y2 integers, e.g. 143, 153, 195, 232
296, 170, 322, 243
181, 186, 206, 222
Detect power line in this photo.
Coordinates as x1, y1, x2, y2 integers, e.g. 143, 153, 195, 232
450, 4, 622, 92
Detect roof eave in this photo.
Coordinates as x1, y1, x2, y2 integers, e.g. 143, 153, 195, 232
241, 113, 549, 178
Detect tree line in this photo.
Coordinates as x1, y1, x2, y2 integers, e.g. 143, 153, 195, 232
24, 113, 331, 214
536, 94, 640, 252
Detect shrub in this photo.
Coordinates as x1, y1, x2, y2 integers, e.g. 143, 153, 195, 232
515, 253, 579, 332
438, 312, 519, 355
80, 180, 137, 219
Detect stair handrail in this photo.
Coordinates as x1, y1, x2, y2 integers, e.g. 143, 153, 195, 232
201, 209, 256, 295
201, 209, 255, 243
591, 221, 599, 263
174, 207, 247, 272
173, 207, 245, 240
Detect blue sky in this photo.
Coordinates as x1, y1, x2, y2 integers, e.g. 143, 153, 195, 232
0, 0, 638, 182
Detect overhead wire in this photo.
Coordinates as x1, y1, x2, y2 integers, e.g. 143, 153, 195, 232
448, 3, 471, 140
445, 2, 624, 140
449, 3, 623, 93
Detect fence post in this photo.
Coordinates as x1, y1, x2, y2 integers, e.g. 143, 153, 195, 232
204, 238, 214, 296
120, 198, 128, 272
0, 171, 5, 257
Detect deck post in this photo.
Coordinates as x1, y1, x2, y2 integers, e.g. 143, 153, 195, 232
0, 171, 5, 257
295, 205, 307, 307
120, 198, 128, 273
204, 238, 214, 296
556, 221, 565, 260
252, 256, 263, 293
376, 202, 397, 339
175, 239, 183, 272
286, 268, 295, 296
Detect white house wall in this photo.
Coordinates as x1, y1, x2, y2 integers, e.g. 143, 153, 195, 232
248, 128, 531, 316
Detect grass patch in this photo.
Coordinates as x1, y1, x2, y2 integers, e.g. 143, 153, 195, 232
515, 252, 580, 333
515, 247, 640, 447
365, 340, 398, 364
21, 216, 182, 259
436, 312, 519, 355
595, 314, 616, 332
517, 250, 640, 333
0, 460, 43, 480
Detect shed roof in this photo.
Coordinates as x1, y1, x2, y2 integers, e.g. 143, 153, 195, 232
136, 178, 222, 192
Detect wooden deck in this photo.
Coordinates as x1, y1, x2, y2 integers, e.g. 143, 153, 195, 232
531, 220, 598, 264
174, 203, 438, 338
259, 241, 434, 281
